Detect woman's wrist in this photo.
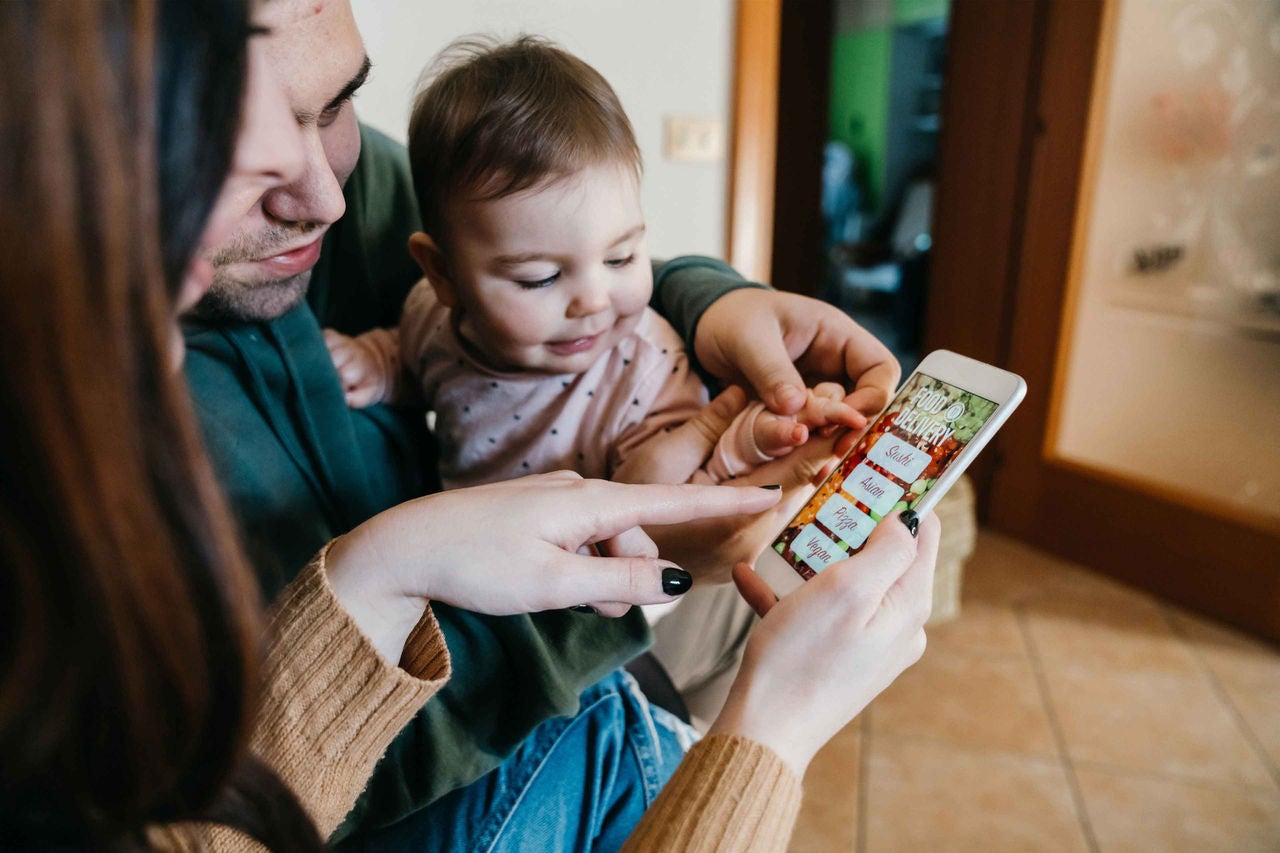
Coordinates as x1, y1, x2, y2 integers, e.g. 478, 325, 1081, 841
325, 530, 427, 665
708, 670, 820, 778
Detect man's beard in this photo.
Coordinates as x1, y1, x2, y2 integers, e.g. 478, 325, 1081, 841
192, 267, 313, 323
192, 223, 322, 322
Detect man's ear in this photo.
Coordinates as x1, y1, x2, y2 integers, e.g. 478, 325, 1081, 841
408, 232, 458, 308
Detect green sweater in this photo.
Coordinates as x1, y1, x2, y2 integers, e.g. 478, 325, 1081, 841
183, 124, 761, 838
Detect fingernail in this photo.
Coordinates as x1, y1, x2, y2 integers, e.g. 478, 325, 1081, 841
569, 604, 598, 614
775, 384, 803, 408
900, 510, 919, 538
759, 484, 782, 490
662, 567, 693, 596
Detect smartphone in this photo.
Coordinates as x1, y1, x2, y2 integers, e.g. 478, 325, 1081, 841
755, 350, 1026, 596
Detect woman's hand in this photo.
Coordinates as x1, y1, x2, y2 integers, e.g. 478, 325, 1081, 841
324, 473, 782, 660
633, 386, 864, 584
710, 511, 940, 776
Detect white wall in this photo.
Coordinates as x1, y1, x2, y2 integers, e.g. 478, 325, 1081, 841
349, 0, 734, 260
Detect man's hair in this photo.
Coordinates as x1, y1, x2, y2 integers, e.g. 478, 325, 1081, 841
408, 35, 643, 241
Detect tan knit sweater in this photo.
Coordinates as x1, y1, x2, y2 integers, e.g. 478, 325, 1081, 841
152, 548, 801, 851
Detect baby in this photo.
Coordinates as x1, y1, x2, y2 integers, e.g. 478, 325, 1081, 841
325, 36, 859, 497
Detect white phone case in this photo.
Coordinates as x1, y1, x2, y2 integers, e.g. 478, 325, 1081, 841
755, 350, 1026, 597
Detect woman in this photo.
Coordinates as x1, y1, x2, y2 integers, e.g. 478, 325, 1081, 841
0, 1, 938, 849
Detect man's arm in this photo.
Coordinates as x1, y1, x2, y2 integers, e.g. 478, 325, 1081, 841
649, 255, 767, 350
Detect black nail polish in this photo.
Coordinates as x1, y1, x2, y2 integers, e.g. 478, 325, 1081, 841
760, 484, 782, 490
662, 567, 693, 596
569, 604, 597, 614
900, 510, 919, 538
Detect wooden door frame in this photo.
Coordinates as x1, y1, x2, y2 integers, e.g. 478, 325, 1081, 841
726, 0, 831, 293
726, 0, 781, 283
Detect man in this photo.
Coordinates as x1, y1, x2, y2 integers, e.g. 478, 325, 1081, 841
184, 0, 899, 839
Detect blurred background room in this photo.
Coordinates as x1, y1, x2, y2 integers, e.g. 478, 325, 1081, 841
353, 0, 1280, 848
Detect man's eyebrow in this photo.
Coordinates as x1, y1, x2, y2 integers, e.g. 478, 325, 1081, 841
297, 55, 372, 123
327, 55, 372, 112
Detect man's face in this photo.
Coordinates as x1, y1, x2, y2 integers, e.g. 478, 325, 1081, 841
196, 0, 368, 322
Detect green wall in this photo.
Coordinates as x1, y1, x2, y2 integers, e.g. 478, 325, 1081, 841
893, 0, 949, 26
829, 27, 891, 210
829, 0, 949, 212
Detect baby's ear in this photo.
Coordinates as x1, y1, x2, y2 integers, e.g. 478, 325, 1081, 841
408, 232, 457, 308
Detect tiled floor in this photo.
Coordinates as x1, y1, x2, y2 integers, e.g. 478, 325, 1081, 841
789, 530, 1280, 852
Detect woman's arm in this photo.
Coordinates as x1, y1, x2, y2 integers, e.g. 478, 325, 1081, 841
150, 547, 452, 851
624, 512, 940, 851
244, 549, 452, 837
322, 473, 782, 632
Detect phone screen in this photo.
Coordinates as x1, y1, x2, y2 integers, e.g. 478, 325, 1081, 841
770, 372, 999, 579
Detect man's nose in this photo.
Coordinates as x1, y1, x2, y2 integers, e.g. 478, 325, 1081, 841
261, 132, 346, 228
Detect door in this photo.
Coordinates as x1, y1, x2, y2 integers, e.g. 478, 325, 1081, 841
926, 0, 1280, 639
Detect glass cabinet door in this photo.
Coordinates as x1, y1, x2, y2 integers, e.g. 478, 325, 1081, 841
1052, 0, 1280, 526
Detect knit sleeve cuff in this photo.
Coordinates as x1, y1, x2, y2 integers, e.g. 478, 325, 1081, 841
250, 545, 451, 835
622, 734, 802, 852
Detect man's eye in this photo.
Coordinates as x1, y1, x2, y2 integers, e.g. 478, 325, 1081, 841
606, 254, 636, 268
516, 272, 560, 289
319, 99, 349, 128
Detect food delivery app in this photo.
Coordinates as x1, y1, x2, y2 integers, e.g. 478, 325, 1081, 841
771, 373, 998, 579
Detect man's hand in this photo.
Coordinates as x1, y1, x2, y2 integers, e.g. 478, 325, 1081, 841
750, 382, 866, 457
694, 288, 901, 418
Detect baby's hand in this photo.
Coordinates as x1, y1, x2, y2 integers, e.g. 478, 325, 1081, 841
752, 382, 866, 457
323, 328, 398, 408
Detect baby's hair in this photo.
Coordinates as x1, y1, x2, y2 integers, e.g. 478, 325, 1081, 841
408, 35, 643, 242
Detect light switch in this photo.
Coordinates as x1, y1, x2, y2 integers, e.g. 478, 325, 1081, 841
663, 115, 724, 162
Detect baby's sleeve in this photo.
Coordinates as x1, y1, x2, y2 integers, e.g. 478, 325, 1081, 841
609, 329, 773, 485
608, 345, 711, 484
398, 279, 447, 405
703, 402, 773, 482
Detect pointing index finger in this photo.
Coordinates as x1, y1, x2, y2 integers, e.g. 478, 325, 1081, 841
573, 481, 782, 543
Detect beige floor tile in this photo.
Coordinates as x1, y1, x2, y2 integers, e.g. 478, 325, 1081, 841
1042, 665, 1273, 788
864, 734, 1088, 852
868, 646, 1058, 758
929, 599, 1028, 658
1023, 592, 1201, 676
1168, 608, 1280, 690
1166, 608, 1280, 776
1075, 765, 1280, 852
963, 532, 1082, 607
965, 531, 1147, 610
1217, 676, 1280, 776
789, 722, 860, 853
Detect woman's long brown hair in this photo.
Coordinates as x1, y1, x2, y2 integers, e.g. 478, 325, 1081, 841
0, 2, 318, 848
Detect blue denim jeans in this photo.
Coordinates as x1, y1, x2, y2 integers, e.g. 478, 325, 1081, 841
340, 669, 697, 852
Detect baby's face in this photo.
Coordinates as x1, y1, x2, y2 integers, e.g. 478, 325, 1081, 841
444, 161, 652, 374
